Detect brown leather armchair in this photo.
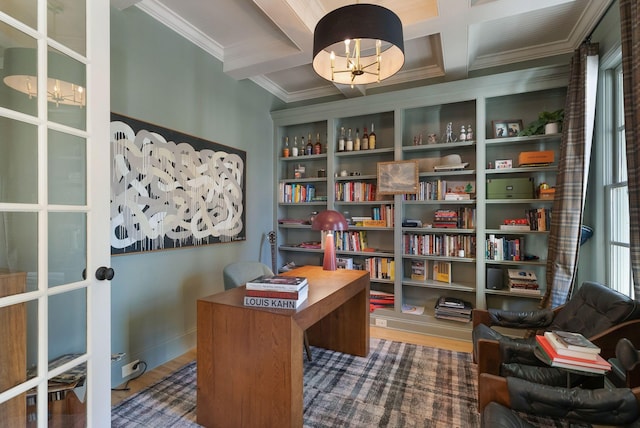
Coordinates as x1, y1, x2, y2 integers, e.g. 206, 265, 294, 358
472, 281, 640, 388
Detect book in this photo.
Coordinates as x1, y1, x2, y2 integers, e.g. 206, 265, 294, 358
245, 285, 308, 300
336, 257, 354, 269
245, 275, 308, 291
243, 286, 308, 309
543, 332, 598, 360
401, 303, 425, 315
433, 261, 451, 283
411, 260, 427, 281
551, 331, 601, 353
535, 335, 610, 372
436, 296, 466, 309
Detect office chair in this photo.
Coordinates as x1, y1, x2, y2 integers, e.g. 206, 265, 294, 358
222, 261, 312, 361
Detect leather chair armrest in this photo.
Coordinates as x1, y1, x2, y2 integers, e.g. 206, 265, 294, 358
478, 373, 511, 413
591, 319, 640, 361
477, 338, 502, 379
472, 309, 492, 329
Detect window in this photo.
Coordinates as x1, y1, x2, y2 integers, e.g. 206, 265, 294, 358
604, 64, 633, 298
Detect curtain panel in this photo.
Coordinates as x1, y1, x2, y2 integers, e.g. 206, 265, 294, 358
542, 42, 599, 308
620, 0, 640, 298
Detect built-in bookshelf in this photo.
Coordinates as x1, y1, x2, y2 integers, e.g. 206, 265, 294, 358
272, 65, 568, 340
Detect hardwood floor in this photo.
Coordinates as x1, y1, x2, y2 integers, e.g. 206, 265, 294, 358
111, 326, 472, 406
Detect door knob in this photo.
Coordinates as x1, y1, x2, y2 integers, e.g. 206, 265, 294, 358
95, 266, 115, 281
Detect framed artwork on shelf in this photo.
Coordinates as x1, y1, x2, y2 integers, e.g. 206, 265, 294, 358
492, 119, 523, 138
377, 160, 418, 195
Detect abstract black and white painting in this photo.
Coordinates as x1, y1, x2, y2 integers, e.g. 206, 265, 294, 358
110, 113, 246, 254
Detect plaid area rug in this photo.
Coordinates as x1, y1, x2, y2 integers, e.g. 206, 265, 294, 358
111, 338, 561, 427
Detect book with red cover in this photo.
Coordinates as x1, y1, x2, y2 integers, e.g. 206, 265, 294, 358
245, 285, 307, 299
535, 335, 610, 371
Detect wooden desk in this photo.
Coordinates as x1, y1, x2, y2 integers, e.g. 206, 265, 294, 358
196, 266, 370, 428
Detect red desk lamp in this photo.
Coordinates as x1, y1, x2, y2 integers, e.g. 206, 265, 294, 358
311, 210, 348, 270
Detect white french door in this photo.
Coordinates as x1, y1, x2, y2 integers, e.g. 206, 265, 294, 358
0, 0, 111, 426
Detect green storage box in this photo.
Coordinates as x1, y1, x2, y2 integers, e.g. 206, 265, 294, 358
487, 177, 534, 199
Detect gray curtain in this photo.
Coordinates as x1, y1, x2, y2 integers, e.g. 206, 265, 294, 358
542, 42, 599, 308
620, 0, 640, 297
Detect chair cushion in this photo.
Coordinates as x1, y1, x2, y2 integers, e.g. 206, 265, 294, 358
549, 281, 640, 337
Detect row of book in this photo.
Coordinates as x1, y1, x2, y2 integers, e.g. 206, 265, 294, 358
350, 205, 395, 228
410, 260, 452, 283
527, 207, 551, 231
402, 180, 476, 201
486, 235, 524, 261
403, 233, 476, 258
432, 208, 476, 229
434, 296, 472, 323
535, 331, 611, 374
243, 275, 308, 309
278, 183, 317, 203
335, 182, 377, 202
334, 230, 370, 252
363, 257, 395, 280
497, 208, 552, 232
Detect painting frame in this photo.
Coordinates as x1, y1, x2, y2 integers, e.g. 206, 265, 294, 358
110, 112, 247, 255
492, 119, 523, 138
377, 160, 419, 195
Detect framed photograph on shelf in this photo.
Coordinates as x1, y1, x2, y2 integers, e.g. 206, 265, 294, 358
492, 119, 523, 138
377, 160, 418, 195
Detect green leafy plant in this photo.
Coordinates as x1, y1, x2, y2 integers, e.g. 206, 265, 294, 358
519, 109, 564, 136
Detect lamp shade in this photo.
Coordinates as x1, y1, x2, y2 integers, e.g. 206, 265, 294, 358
312, 4, 404, 85
311, 210, 348, 231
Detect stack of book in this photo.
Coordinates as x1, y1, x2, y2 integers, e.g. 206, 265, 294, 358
410, 260, 427, 281
535, 331, 611, 374
507, 269, 540, 295
433, 209, 459, 228
244, 275, 308, 309
434, 296, 472, 323
370, 290, 395, 311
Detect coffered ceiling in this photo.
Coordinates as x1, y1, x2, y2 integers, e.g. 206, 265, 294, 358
112, 0, 612, 103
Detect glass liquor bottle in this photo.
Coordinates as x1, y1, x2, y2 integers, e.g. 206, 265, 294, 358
292, 136, 299, 157
369, 123, 376, 149
346, 128, 353, 151
338, 127, 345, 152
314, 133, 322, 154
354, 128, 361, 151
283, 136, 290, 157
305, 133, 313, 155
362, 127, 369, 150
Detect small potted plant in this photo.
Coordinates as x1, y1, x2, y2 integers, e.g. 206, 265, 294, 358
519, 109, 564, 136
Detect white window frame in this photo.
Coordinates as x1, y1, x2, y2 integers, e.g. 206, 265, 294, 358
603, 62, 633, 298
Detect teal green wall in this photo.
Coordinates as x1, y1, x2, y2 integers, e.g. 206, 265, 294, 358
110, 7, 282, 386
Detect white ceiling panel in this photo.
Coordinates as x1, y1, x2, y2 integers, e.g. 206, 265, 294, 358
122, 0, 613, 103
